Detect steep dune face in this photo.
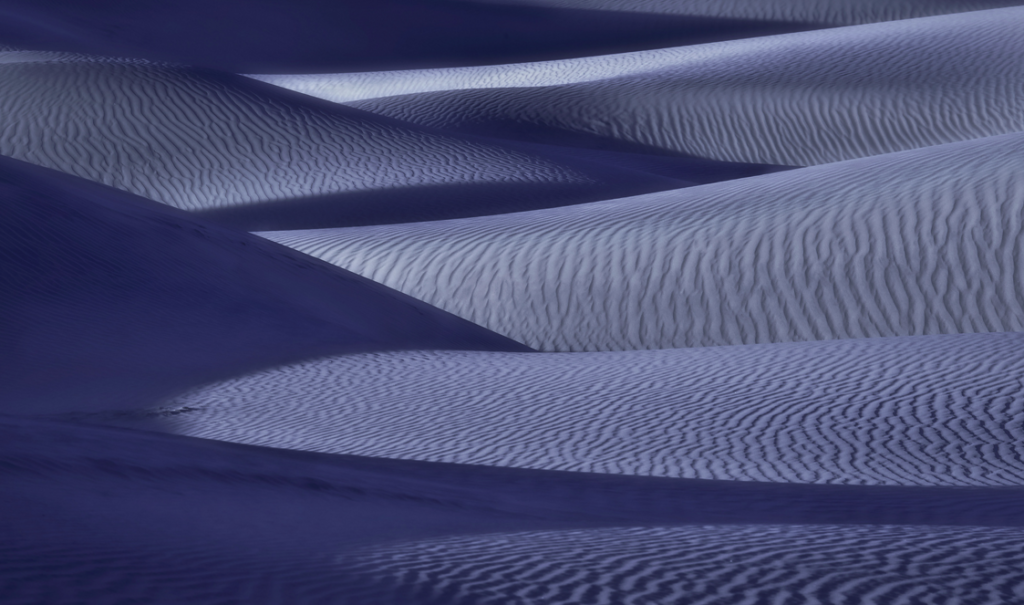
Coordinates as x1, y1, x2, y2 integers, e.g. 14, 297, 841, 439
345, 8, 1024, 166
0, 51, 694, 228
0, 158, 526, 415
262, 132, 1024, 352
111, 332, 1024, 487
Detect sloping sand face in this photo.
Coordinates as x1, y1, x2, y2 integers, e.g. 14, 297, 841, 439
263, 132, 1024, 351
0, 158, 526, 415
5, 1, 1024, 603
106, 332, 1024, 487
342, 7, 1024, 166
0, 51, 701, 228
5, 416, 1024, 603
339, 524, 1024, 605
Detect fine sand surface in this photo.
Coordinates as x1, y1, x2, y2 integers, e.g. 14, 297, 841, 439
263, 132, 1024, 351
0, 50, 706, 229
5, 2, 1024, 603
100, 332, 1024, 487
340, 524, 1024, 605
0, 157, 525, 416
331, 7, 1024, 166
5, 416, 1024, 603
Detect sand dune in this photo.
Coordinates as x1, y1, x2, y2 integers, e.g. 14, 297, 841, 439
104, 332, 1024, 486
0, 0, 818, 74
339, 7, 1024, 166
0, 157, 524, 416
342, 524, 1024, 605
5, 416, 1024, 603
483, 0, 1024, 25
263, 132, 1024, 351
0, 51, 694, 229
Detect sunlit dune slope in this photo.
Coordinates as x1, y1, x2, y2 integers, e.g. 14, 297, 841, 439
339, 7, 1024, 166
263, 132, 1024, 351
110, 332, 1024, 487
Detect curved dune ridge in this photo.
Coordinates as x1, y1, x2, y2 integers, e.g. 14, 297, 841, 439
6, 416, 1024, 604
340, 7, 1024, 166
341, 524, 1024, 605
6, 1, 1024, 603
110, 332, 1024, 487
0, 0, 819, 73
263, 132, 1024, 351
0, 157, 525, 416
478, 0, 1024, 25
0, 51, 692, 229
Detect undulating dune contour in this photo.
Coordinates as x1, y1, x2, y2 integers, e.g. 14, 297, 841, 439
0, 50, 698, 229
104, 332, 1024, 486
264, 132, 1024, 351
4, 1, 1024, 603
6, 416, 1024, 603
0, 157, 525, 415
327, 7, 1024, 166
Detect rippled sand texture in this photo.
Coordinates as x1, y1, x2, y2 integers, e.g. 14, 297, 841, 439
265, 133, 1024, 351
342, 524, 1024, 605
0, 51, 689, 227
4, 3, 1024, 604
329, 8, 1024, 166
111, 332, 1024, 486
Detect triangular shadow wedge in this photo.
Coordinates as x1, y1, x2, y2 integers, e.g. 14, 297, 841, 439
0, 157, 529, 415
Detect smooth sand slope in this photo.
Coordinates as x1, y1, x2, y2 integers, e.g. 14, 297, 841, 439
482, 0, 1024, 25
0, 51, 692, 229
340, 7, 1024, 166
0, 157, 526, 416
0, 0, 819, 74
263, 132, 1024, 351
107, 332, 1024, 487
342, 524, 1024, 605
5, 416, 1024, 604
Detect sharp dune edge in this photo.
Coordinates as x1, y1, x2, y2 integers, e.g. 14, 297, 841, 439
478, 0, 1024, 24
5, 3, 1024, 604
0, 50, 690, 228
100, 332, 1024, 487
325, 7, 1024, 166
263, 132, 1024, 351
0, 157, 526, 415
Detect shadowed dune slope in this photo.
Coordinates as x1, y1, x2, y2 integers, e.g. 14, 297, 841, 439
0, 51, 694, 228
105, 332, 1024, 487
263, 132, 1024, 351
345, 7, 1024, 166
0, 157, 526, 416
4, 416, 1024, 604
341, 524, 1024, 605
0, 0, 817, 73
479, 0, 1024, 25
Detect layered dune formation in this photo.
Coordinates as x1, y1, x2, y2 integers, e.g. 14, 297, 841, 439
3, 3, 1024, 604
264, 132, 1024, 350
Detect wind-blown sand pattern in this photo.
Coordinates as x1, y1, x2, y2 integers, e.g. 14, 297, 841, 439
0, 51, 692, 228
264, 132, 1024, 351
109, 332, 1024, 486
4, 2, 1024, 603
339, 8, 1024, 166
342, 524, 1024, 605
